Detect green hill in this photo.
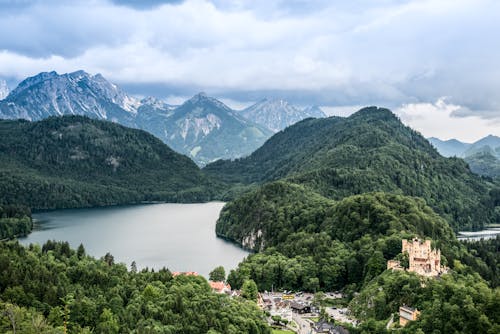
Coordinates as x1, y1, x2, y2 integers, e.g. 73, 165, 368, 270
465, 151, 500, 178
0, 241, 270, 333
0, 116, 222, 209
206, 107, 498, 230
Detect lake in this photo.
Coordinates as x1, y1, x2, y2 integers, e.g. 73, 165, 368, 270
457, 228, 500, 241
19, 202, 249, 277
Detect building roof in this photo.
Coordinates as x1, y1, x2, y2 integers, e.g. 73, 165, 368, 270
400, 305, 417, 312
290, 301, 309, 310
314, 319, 335, 331
209, 281, 231, 292
172, 271, 199, 277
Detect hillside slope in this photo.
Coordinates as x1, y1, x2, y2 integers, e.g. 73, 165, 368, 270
0, 116, 221, 209
206, 107, 497, 230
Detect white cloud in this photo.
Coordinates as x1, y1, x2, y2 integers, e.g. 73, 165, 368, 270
0, 0, 499, 139
396, 98, 500, 142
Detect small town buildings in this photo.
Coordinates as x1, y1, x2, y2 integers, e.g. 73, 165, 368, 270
313, 320, 350, 334
209, 281, 231, 294
388, 238, 447, 277
399, 305, 420, 326
290, 301, 311, 314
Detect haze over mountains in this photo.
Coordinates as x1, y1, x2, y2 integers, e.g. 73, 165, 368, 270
0, 70, 326, 165
430, 135, 500, 177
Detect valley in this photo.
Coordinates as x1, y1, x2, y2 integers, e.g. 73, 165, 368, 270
0, 90, 499, 334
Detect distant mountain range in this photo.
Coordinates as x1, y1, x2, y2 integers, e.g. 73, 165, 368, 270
0, 71, 325, 165
237, 98, 325, 133
429, 135, 500, 177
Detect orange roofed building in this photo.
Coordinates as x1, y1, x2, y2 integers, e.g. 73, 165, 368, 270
209, 281, 231, 294
399, 305, 420, 326
172, 271, 199, 277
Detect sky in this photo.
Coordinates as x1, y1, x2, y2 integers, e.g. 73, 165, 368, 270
0, 0, 499, 141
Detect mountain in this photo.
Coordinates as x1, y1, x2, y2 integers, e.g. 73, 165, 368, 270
0, 79, 9, 100
0, 71, 139, 124
428, 137, 471, 157
0, 71, 272, 165
464, 151, 500, 178
430, 135, 500, 177
472, 134, 500, 150
429, 135, 500, 158
205, 106, 498, 230
238, 98, 326, 132
153, 93, 272, 165
0, 116, 221, 209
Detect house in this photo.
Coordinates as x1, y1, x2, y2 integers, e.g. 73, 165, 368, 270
290, 301, 311, 314
172, 271, 199, 277
313, 320, 349, 334
209, 281, 231, 294
399, 305, 420, 327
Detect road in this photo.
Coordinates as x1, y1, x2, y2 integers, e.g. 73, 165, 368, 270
292, 312, 313, 334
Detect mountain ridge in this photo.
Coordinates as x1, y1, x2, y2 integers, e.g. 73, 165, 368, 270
0, 71, 280, 165
0, 115, 222, 209
238, 97, 326, 133
206, 106, 498, 230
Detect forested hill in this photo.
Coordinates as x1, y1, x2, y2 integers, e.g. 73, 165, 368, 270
0, 116, 222, 209
206, 107, 498, 230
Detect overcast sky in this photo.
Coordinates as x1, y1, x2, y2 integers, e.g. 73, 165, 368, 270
0, 0, 498, 141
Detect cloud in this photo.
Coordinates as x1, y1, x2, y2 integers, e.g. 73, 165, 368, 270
396, 98, 500, 142
0, 0, 499, 133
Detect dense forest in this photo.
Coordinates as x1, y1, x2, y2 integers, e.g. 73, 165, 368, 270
349, 269, 499, 334
206, 107, 499, 230
220, 184, 497, 291
218, 184, 500, 333
0, 116, 224, 209
0, 241, 270, 333
0, 205, 32, 240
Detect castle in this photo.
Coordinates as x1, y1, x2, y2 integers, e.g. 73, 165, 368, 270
387, 238, 446, 277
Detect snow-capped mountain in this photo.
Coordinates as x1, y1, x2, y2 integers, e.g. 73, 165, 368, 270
158, 93, 272, 164
302, 105, 327, 118
0, 71, 272, 165
0, 71, 140, 125
0, 80, 9, 100
238, 98, 326, 132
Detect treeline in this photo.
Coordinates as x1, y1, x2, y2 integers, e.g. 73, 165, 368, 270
0, 205, 32, 240
460, 236, 500, 287
0, 241, 270, 333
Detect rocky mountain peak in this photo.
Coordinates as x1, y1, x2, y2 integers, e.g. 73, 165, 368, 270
0, 80, 9, 100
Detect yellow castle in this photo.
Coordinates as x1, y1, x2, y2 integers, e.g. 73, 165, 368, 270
387, 238, 446, 277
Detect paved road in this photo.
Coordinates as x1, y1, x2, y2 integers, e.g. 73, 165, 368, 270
292, 313, 313, 334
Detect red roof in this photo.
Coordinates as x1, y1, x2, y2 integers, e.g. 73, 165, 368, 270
209, 281, 231, 292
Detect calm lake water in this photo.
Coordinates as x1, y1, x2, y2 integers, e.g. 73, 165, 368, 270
19, 202, 249, 277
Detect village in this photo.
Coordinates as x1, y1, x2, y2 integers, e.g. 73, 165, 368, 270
174, 238, 446, 333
